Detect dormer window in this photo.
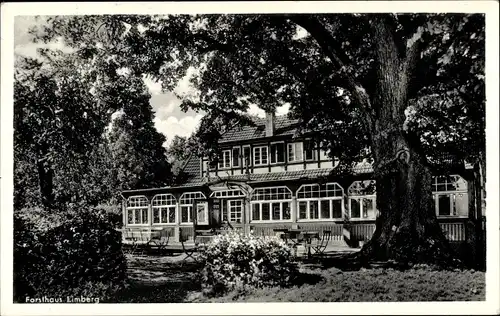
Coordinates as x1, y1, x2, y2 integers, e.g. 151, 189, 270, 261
288, 142, 303, 162
254, 146, 268, 166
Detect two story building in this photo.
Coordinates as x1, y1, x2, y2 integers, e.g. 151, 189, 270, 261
121, 112, 481, 247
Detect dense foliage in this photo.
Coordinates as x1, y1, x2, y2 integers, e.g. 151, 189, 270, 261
25, 13, 486, 264
13, 207, 127, 302
199, 232, 299, 294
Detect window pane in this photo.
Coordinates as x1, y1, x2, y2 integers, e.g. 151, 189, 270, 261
351, 199, 361, 218
309, 201, 319, 219
261, 147, 268, 164
252, 203, 260, 221
128, 210, 134, 224
299, 201, 307, 219
296, 143, 303, 161
262, 203, 270, 220
276, 143, 285, 163
272, 202, 281, 220
197, 204, 206, 223
282, 202, 291, 220
232, 148, 240, 167
168, 207, 175, 223
134, 209, 141, 224
254, 148, 261, 165
181, 206, 190, 222
321, 200, 330, 219
332, 199, 342, 218
243, 147, 251, 166
363, 199, 374, 218
270, 144, 277, 164
153, 209, 160, 223
438, 195, 451, 216
141, 208, 148, 224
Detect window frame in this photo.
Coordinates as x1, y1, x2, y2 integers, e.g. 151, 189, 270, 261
232, 147, 241, 168
288, 142, 304, 162
297, 183, 344, 221
227, 199, 244, 223
218, 149, 232, 169
126, 195, 149, 226
151, 194, 177, 225
303, 139, 317, 161
250, 186, 293, 223
179, 192, 207, 225
243, 145, 252, 167
270, 141, 285, 164
432, 175, 468, 218
253, 145, 269, 166
347, 180, 378, 220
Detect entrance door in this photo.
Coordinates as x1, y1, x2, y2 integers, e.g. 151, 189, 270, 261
196, 202, 209, 225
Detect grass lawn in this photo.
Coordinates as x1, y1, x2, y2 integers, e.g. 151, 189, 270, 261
110, 254, 485, 303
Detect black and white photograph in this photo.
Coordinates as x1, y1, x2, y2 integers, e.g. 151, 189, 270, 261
1, 1, 498, 315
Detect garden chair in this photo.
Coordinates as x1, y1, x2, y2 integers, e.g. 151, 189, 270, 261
122, 228, 138, 255
149, 228, 170, 255
179, 228, 200, 264
308, 230, 332, 258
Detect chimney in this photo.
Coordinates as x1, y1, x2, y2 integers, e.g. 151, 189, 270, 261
265, 111, 275, 137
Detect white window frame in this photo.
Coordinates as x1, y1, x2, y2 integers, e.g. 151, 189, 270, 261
253, 145, 268, 166
270, 141, 285, 164
151, 194, 177, 225
126, 195, 149, 226
210, 189, 246, 198
218, 149, 232, 169
250, 186, 293, 223
297, 183, 344, 221
288, 142, 304, 162
227, 199, 244, 223
432, 175, 468, 218
348, 180, 378, 220
179, 192, 207, 225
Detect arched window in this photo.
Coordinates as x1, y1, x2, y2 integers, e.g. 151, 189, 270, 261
432, 175, 468, 217
297, 183, 344, 221
152, 194, 176, 224
348, 180, 377, 220
126, 196, 149, 225
250, 186, 292, 222
179, 192, 208, 224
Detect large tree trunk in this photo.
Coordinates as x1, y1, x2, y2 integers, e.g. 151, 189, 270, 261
358, 132, 456, 266
355, 16, 457, 267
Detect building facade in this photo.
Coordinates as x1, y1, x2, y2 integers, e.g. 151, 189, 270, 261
121, 113, 479, 247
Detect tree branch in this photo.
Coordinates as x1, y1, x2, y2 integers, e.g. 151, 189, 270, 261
287, 15, 374, 128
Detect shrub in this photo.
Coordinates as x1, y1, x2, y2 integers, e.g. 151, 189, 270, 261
200, 232, 299, 294
13, 207, 127, 302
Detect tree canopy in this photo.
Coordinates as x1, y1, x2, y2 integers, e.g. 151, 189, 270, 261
27, 13, 485, 265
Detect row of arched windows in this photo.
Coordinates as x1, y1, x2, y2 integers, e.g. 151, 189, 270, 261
125, 176, 468, 225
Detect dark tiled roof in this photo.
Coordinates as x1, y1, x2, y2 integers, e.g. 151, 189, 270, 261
219, 115, 300, 144
209, 168, 335, 184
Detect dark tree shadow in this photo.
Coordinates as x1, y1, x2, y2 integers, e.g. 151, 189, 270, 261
105, 255, 204, 303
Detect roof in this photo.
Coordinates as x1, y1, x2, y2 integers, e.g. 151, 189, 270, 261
219, 115, 300, 144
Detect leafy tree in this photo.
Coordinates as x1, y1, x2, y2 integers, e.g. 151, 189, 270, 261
107, 76, 173, 191
14, 54, 119, 210
36, 13, 485, 265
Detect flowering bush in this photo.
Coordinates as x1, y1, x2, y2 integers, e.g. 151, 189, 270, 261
200, 232, 299, 293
